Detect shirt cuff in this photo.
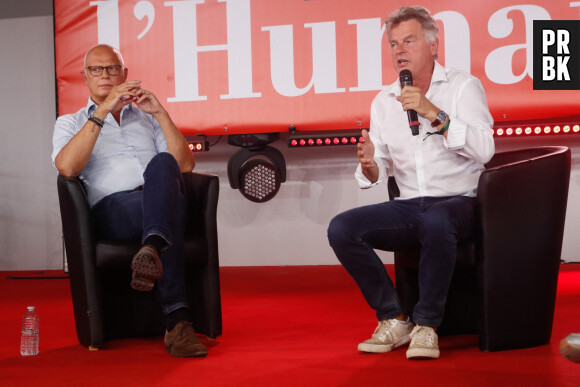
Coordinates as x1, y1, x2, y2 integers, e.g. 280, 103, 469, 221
444, 117, 467, 150
355, 160, 385, 188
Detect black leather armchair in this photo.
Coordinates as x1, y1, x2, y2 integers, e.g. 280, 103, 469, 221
388, 146, 571, 351
57, 172, 222, 349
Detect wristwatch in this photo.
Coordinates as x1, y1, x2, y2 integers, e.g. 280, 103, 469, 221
431, 111, 448, 127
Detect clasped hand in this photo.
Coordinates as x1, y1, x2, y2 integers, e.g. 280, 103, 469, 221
102, 80, 163, 115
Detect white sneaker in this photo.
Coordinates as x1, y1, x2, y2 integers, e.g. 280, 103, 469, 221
406, 325, 440, 360
560, 333, 580, 363
358, 319, 413, 353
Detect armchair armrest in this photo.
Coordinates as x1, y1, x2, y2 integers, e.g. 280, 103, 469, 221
57, 175, 105, 347
182, 172, 222, 338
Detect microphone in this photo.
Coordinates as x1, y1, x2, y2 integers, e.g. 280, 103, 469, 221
399, 69, 419, 136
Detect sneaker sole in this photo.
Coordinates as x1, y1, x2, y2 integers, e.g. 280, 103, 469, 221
560, 339, 580, 362
406, 347, 440, 360
358, 335, 411, 353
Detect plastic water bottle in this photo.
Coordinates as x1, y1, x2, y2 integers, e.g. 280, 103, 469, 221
20, 306, 39, 356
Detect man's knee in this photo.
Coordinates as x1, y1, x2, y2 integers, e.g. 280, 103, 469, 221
146, 153, 180, 176
327, 213, 350, 248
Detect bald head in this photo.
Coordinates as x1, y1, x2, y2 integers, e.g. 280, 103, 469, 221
84, 44, 125, 68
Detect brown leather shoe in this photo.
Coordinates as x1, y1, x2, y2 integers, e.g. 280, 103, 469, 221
165, 321, 208, 357
130, 245, 162, 291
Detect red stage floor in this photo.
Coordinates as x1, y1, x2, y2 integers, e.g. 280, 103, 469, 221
1, 264, 579, 386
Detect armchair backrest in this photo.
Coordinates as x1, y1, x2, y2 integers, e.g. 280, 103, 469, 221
477, 146, 571, 258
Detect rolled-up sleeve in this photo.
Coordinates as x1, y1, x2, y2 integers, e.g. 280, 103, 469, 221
355, 98, 391, 189
51, 114, 81, 168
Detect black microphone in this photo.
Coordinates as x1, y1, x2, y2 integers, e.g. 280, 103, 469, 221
399, 69, 419, 136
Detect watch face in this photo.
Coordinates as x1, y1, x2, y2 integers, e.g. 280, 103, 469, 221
437, 111, 448, 122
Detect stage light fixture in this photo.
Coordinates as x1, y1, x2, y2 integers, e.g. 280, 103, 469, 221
227, 145, 286, 203
238, 159, 281, 202
188, 136, 209, 152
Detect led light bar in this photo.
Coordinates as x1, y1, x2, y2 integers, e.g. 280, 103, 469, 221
287, 131, 363, 148
493, 123, 580, 137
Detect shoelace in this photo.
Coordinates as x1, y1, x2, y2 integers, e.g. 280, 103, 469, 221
410, 326, 435, 346
372, 319, 398, 341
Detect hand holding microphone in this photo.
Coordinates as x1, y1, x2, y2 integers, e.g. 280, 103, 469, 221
398, 70, 445, 137
399, 69, 420, 136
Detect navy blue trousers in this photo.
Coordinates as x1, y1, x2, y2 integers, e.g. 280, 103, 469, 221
328, 196, 476, 327
92, 153, 188, 316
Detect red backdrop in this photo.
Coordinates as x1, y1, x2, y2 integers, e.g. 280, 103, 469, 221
54, 0, 580, 136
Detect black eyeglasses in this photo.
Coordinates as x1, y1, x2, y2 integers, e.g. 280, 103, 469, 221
85, 65, 124, 77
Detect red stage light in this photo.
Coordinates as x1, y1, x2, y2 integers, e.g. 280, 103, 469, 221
316, 138, 323, 145
325, 138, 331, 145
341, 137, 348, 144
308, 139, 314, 146
299, 139, 306, 146
333, 138, 340, 145
290, 139, 298, 146
188, 140, 209, 152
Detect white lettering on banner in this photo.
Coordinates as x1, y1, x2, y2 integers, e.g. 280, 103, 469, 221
347, 18, 384, 91
262, 22, 345, 97
88, 1, 574, 100
165, 0, 260, 102
134, 1, 155, 40
435, 11, 471, 73
485, 5, 550, 84
90, 0, 120, 48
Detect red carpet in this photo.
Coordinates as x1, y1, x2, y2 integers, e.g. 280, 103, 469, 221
1, 264, 579, 386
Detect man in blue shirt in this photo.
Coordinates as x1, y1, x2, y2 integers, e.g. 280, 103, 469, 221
52, 44, 206, 357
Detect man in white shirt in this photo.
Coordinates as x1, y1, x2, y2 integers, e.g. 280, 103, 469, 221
328, 6, 494, 360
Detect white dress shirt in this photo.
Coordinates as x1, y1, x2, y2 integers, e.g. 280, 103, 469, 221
356, 61, 495, 198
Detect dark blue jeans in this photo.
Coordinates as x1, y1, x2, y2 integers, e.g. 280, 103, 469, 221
327, 196, 476, 327
92, 152, 188, 316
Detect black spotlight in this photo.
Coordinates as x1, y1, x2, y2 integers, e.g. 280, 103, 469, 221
227, 145, 286, 203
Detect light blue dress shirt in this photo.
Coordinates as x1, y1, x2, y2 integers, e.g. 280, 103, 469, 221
52, 98, 169, 206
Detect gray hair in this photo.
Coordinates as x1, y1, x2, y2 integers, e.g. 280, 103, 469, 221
385, 6, 439, 56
